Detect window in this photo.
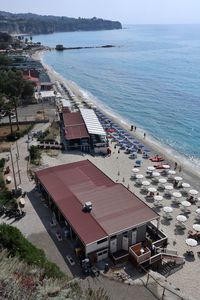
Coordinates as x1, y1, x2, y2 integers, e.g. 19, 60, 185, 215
97, 238, 108, 244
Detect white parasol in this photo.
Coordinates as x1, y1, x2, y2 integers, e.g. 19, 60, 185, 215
147, 166, 155, 171
163, 206, 173, 213
173, 192, 182, 198
189, 189, 198, 196
176, 215, 187, 222
193, 224, 200, 232
165, 185, 173, 190
185, 238, 197, 247
174, 176, 183, 181
152, 172, 160, 177
162, 164, 170, 169
132, 168, 139, 173
182, 182, 190, 188
148, 187, 157, 193
136, 174, 144, 179
181, 201, 191, 208
168, 170, 176, 175
159, 178, 167, 184
154, 195, 163, 201
196, 208, 200, 215
142, 181, 150, 186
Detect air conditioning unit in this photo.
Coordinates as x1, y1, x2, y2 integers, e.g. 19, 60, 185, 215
83, 201, 92, 212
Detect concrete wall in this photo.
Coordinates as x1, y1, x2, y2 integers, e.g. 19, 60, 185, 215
86, 239, 108, 255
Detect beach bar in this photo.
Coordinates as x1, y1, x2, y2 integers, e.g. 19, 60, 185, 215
35, 160, 167, 264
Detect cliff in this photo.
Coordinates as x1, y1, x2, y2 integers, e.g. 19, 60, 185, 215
0, 11, 122, 34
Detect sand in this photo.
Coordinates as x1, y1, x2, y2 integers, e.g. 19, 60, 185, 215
32, 49, 200, 299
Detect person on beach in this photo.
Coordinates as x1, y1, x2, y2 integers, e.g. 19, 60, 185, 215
179, 165, 182, 172
118, 149, 120, 154
130, 125, 133, 131
134, 126, 137, 131
143, 132, 146, 139
174, 162, 177, 170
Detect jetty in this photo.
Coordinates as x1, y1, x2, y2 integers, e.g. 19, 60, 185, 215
55, 44, 116, 51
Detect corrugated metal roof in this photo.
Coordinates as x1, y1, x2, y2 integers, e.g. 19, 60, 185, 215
36, 160, 158, 245
63, 112, 89, 140
80, 108, 106, 136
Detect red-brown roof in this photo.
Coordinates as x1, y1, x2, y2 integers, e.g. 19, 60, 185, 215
63, 112, 89, 140
36, 160, 158, 245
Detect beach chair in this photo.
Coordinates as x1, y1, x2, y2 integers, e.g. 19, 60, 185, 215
135, 160, 141, 168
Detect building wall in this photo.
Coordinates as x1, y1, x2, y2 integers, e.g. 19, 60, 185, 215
86, 239, 108, 255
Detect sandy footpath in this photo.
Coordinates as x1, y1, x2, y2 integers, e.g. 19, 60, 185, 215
33, 50, 200, 299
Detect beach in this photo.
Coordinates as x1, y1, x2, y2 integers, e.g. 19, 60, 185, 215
31, 49, 200, 299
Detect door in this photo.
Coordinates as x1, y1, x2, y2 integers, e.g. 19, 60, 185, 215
132, 229, 137, 244
110, 238, 117, 253
97, 249, 108, 261
122, 235, 129, 250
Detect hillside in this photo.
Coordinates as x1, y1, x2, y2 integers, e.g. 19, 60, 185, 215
0, 11, 122, 34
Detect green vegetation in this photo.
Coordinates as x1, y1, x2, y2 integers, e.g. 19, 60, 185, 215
29, 145, 41, 165
0, 11, 122, 35
6, 123, 33, 141
0, 224, 64, 279
0, 225, 110, 299
0, 158, 16, 207
39, 121, 60, 142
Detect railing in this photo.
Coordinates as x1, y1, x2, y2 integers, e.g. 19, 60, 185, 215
140, 266, 186, 300
156, 248, 178, 256
161, 253, 185, 265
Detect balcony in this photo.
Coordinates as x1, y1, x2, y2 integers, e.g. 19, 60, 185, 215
129, 242, 151, 265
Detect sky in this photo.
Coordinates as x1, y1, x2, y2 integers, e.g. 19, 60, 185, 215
1, 0, 200, 24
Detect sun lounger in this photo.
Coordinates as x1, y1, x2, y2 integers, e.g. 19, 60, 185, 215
150, 156, 164, 162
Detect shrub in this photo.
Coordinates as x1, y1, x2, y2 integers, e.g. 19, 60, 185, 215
0, 224, 64, 279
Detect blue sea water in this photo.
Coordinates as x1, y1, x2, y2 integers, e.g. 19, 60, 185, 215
34, 25, 200, 167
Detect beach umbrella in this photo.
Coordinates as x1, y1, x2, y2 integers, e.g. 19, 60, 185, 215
193, 224, 200, 232
147, 166, 155, 171
189, 189, 198, 196
163, 206, 173, 213
185, 238, 197, 247
165, 185, 173, 190
173, 192, 182, 198
168, 170, 176, 175
182, 182, 190, 188
181, 201, 191, 208
176, 215, 187, 222
136, 174, 144, 179
162, 164, 170, 169
148, 187, 157, 193
152, 172, 160, 177
196, 208, 200, 215
159, 178, 167, 184
174, 176, 183, 181
142, 180, 150, 186
138, 143, 145, 148
132, 168, 139, 173
154, 195, 163, 201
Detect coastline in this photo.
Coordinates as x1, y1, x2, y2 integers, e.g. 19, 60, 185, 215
33, 49, 200, 189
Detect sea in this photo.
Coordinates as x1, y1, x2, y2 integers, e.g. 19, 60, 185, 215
33, 25, 200, 173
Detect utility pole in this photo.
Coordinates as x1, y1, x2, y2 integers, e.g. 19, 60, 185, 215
16, 140, 20, 159
10, 147, 17, 193
16, 153, 21, 184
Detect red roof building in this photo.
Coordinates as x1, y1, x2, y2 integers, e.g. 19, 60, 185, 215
35, 160, 159, 261
63, 112, 89, 141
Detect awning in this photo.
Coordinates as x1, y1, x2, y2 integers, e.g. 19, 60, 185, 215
80, 108, 106, 136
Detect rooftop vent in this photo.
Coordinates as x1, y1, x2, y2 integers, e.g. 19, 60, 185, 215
83, 201, 92, 213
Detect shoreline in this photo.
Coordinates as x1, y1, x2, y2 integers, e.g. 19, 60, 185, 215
33, 49, 200, 189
